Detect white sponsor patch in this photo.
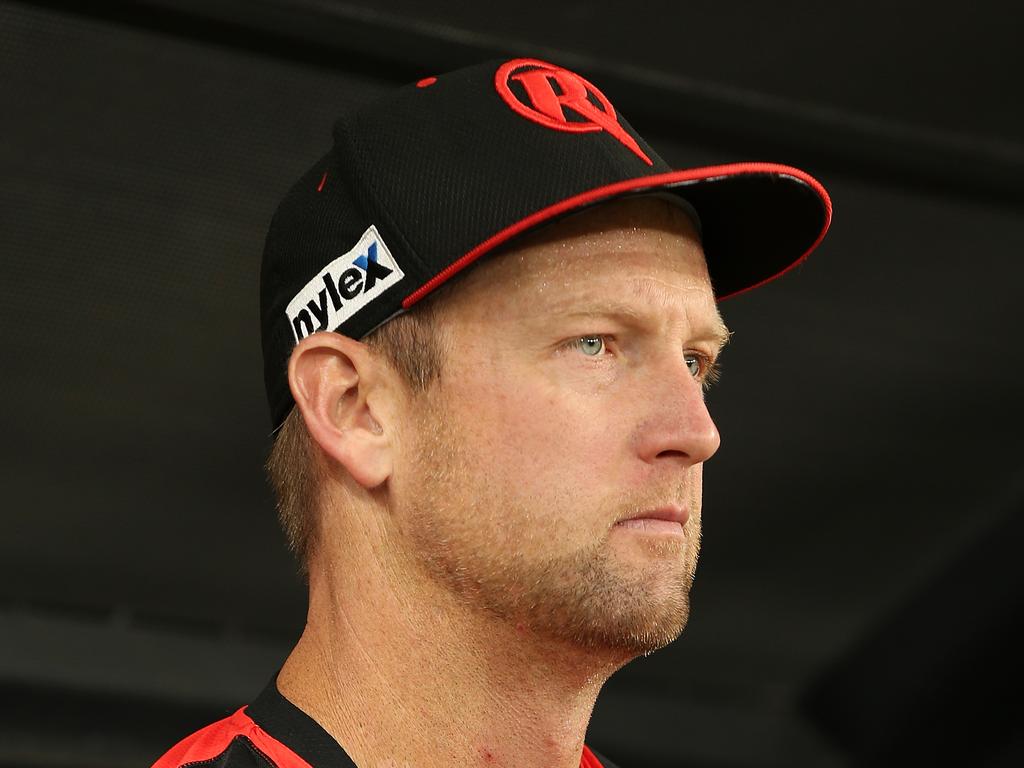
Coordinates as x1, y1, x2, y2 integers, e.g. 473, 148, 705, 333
286, 225, 405, 341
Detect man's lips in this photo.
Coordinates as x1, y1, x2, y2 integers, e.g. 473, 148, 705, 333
615, 504, 689, 533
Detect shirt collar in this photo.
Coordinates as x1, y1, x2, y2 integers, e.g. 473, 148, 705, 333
244, 673, 617, 768
245, 674, 358, 768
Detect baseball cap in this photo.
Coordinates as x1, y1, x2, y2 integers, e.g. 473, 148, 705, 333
260, 57, 833, 432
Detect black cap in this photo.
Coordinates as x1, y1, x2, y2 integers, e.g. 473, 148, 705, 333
260, 57, 833, 432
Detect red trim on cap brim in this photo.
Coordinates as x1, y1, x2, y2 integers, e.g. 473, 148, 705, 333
402, 162, 832, 309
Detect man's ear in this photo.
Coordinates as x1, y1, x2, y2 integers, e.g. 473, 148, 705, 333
287, 331, 392, 490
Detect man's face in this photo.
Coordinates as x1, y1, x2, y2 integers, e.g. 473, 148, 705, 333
388, 196, 726, 657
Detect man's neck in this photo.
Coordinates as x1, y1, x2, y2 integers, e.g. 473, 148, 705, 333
277, 553, 631, 768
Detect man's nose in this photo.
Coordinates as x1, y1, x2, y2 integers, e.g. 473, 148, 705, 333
637, 355, 721, 467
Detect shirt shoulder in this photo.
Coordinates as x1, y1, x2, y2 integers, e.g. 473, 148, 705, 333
150, 707, 313, 768
587, 746, 623, 768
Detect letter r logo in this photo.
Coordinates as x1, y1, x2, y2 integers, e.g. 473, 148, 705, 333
494, 58, 653, 166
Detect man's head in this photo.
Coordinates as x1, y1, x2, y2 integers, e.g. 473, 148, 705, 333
259, 56, 830, 658
270, 194, 727, 656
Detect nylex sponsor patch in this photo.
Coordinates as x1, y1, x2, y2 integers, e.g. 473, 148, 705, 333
286, 225, 405, 341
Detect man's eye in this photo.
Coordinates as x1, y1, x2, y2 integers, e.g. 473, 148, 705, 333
689, 353, 723, 391
569, 335, 607, 357
685, 353, 702, 378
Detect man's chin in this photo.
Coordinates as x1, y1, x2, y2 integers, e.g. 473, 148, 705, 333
571, 604, 691, 657
515, 580, 693, 659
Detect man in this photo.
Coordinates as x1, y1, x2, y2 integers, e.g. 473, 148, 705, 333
153, 58, 831, 768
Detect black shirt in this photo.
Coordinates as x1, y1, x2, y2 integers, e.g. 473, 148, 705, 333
151, 676, 621, 768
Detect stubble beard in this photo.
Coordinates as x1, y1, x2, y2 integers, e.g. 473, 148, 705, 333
397, 397, 702, 658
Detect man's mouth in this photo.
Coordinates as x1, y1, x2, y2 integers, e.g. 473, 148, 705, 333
614, 504, 689, 534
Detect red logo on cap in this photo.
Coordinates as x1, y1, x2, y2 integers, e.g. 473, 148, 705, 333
494, 58, 652, 166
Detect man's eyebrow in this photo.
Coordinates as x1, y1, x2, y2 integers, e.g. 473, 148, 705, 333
712, 326, 733, 354
550, 301, 732, 352
702, 319, 733, 352
555, 303, 645, 324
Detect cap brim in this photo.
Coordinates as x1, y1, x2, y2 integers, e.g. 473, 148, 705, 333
403, 162, 832, 308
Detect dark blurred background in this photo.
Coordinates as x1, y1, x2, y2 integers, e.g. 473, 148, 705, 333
2, 1, 1022, 766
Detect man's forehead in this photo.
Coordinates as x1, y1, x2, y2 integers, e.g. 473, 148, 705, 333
540, 272, 712, 312
472, 197, 706, 288
538, 281, 730, 346
522, 195, 700, 256
438, 195, 720, 332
